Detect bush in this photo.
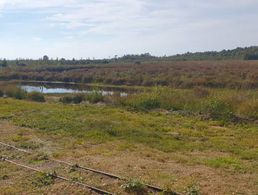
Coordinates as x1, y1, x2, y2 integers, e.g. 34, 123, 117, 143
59, 94, 85, 104
73, 94, 85, 104
85, 91, 104, 103
27, 92, 45, 102
5, 86, 27, 100
0, 90, 3, 97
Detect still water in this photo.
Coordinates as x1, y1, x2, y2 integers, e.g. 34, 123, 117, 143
19, 82, 129, 96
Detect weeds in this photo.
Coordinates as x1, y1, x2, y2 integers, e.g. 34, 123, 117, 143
121, 179, 147, 194
31, 172, 56, 187
185, 184, 200, 195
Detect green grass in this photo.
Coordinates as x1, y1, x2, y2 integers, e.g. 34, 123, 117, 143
206, 157, 245, 172
0, 98, 257, 167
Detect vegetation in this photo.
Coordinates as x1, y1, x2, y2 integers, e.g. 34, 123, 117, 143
0, 48, 258, 194
27, 91, 45, 102
119, 88, 258, 123
185, 184, 200, 195
0, 47, 258, 89
0, 97, 257, 194
85, 91, 104, 103
121, 180, 147, 194
0, 85, 45, 102
1, 60, 258, 89
59, 94, 85, 104
31, 172, 56, 187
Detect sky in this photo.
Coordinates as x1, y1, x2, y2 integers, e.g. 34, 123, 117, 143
0, 0, 258, 59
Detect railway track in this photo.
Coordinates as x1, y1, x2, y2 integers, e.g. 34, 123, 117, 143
0, 155, 114, 195
0, 141, 181, 195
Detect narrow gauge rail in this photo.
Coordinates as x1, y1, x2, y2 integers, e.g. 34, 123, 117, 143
0, 155, 114, 195
0, 141, 181, 194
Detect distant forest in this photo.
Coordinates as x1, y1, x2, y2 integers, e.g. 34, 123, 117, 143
1, 46, 258, 67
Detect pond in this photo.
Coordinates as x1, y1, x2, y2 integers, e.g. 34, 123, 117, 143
18, 82, 133, 96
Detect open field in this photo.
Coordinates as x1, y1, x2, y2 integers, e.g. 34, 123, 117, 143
0, 97, 258, 194
0, 57, 258, 194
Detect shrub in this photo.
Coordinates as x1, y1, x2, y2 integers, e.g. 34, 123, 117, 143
0, 90, 3, 97
27, 92, 45, 102
85, 91, 104, 103
73, 94, 85, 104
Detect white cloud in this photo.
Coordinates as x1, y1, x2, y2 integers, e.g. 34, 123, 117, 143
0, 0, 77, 9
0, 0, 258, 58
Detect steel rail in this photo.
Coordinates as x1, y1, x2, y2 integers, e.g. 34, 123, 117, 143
0, 141, 181, 194
0, 155, 114, 195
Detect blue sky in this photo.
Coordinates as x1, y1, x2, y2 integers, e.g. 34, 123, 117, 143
0, 0, 258, 59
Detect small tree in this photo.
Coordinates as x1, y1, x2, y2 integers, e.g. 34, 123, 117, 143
43, 55, 49, 61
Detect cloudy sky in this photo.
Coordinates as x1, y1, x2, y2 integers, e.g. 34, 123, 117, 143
0, 0, 258, 59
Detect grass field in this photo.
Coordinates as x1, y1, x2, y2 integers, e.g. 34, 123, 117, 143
0, 96, 258, 194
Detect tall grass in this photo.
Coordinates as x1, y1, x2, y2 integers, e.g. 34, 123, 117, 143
119, 87, 258, 122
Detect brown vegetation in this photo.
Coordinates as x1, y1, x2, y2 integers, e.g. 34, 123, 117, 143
1, 60, 258, 89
